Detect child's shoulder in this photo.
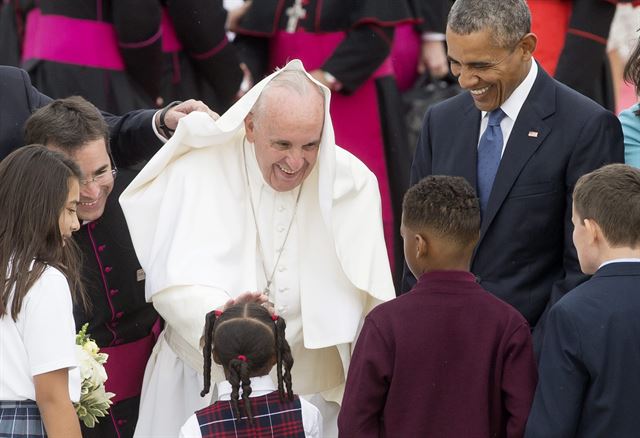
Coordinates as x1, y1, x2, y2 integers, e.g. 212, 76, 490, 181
25, 265, 71, 303
40, 264, 67, 279
32, 265, 69, 290
552, 271, 626, 315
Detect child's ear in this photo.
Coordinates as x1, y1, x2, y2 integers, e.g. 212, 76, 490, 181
583, 218, 599, 244
584, 218, 604, 245
415, 233, 428, 258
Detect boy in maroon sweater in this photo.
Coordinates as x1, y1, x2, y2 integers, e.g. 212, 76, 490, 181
338, 176, 537, 437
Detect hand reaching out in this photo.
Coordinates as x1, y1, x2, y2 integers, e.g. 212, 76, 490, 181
155, 99, 220, 139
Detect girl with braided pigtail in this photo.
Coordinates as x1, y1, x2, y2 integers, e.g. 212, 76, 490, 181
274, 316, 294, 401
180, 303, 322, 438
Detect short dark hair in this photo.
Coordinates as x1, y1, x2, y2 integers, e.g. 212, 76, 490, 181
24, 96, 109, 153
403, 176, 480, 247
573, 164, 640, 248
448, 0, 531, 48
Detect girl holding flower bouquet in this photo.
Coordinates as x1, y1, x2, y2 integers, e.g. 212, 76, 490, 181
0, 145, 88, 438
179, 302, 322, 438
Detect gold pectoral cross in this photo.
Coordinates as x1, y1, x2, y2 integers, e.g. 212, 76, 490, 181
285, 0, 307, 33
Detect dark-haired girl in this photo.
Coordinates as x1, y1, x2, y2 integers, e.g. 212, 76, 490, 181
0, 145, 87, 438
179, 303, 321, 437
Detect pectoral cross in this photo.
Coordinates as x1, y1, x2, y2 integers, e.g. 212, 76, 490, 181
285, 0, 307, 33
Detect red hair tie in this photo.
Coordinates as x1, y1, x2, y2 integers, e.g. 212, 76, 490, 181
237, 355, 247, 362
214, 310, 223, 317
271, 314, 279, 321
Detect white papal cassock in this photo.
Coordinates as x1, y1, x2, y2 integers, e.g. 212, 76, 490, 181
120, 60, 395, 437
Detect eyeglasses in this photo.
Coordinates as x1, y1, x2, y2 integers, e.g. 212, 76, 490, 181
79, 168, 118, 186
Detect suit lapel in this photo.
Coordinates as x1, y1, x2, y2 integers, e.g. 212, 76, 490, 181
478, 67, 556, 244
454, 98, 482, 188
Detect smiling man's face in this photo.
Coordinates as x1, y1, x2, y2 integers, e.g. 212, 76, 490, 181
51, 139, 114, 222
446, 27, 535, 112
245, 85, 324, 192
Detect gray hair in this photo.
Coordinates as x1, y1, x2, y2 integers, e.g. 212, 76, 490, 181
448, 0, 531, 48
251, 69, 324, 120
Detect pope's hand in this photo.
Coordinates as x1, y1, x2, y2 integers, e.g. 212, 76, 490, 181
221, 291, 268, 311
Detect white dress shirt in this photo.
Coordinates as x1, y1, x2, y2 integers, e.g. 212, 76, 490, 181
478, 59, 538, 157
598, 258, 640, 269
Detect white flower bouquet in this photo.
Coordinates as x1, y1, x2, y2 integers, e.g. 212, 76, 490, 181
74, 323, 115, 428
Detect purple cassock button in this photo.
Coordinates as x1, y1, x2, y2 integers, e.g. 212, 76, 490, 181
104, 266, 112, 273
116, 311, 124, 319
110, 289, 119, 296
98, 244, 106, 252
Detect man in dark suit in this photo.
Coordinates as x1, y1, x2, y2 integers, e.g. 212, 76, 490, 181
406, 0, 624, 346
0, 65, 215, 165
526, 164, 640, 437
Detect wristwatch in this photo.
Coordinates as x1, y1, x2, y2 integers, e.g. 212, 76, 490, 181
158, 100, 183, 139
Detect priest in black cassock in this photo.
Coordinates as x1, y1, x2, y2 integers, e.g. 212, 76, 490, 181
24, 97, 162, 438
233, 0, 415, 279
6, 0, 244, 116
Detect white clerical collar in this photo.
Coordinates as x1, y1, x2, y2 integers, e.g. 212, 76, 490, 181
482, 58, 537, 122
598, 258, 640, 270
217, 374, 276, 400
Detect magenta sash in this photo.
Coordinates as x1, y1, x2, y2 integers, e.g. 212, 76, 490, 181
101, 319, 161, 403
391, 23, 420, 92
22, 9, 125, 70
269, 31, 396, 265
161, 7, 183, 53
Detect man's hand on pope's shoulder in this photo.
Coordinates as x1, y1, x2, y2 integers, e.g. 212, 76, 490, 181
154, 99, 220, 139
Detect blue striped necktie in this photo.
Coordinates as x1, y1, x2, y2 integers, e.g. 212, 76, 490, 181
477, 108, 506, 215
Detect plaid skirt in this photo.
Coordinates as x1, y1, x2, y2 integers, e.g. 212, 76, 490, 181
0, 400, 46, 438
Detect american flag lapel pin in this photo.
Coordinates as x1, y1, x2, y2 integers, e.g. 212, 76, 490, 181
528, 131, 539, 138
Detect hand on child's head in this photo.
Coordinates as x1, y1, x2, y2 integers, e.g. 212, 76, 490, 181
261, 301, 275, 316
222, 291, 268, 311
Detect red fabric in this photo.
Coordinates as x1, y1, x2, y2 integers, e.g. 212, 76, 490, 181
196, 391, 305, 437
161, 7, 183, 53
391, 23, 421, 92
339, 270, 538, 437
101, 318, 161, 403
567, 28, 607, 45
528, 0, 573, 76
268, 30, 395, 264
